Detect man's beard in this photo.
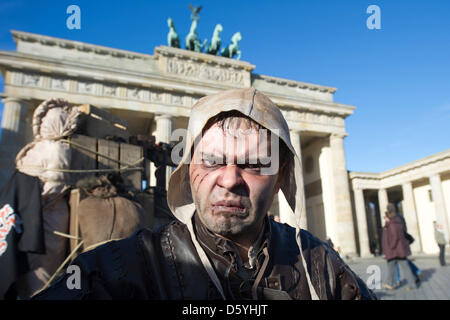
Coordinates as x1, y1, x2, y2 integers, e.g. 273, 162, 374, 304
194, 197, 253, 236
206, 211, 251, 236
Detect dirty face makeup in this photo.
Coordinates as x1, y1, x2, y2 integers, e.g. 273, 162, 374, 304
189, 123, 281, 241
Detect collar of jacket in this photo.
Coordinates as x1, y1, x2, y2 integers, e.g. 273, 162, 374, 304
193, 212, 272, 299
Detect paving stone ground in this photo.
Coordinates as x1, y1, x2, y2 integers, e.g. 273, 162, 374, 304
346, 255, 450, 300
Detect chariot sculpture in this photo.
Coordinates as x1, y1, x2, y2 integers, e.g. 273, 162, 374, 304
166, 4, 242, 60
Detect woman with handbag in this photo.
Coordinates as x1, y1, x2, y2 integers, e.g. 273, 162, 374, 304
382, 203, 419, 290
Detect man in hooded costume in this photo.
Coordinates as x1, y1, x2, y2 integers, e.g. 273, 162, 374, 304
34, 88, 376, 300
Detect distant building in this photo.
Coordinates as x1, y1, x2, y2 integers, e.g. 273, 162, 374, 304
350, 150, 450, 255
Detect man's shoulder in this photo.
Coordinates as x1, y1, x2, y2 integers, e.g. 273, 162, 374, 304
32, 220, 189, 299
151, 219, 189, 235
270, 221, 353, 272
269, 220, 331, 253
50, 220, 185, 275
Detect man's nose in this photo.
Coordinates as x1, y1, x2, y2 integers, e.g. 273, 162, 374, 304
217, 165, 244, 190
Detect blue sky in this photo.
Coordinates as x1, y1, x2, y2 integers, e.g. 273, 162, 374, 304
0, 0, 449, 172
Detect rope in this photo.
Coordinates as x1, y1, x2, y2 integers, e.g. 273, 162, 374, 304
82, 239, 120, 252
37, 240, 85, 294
34, 135, 68, 142
17, 163, 144, 174
35, 235, 122, 296
251, 246, 270, 299
59, 138, 133, 167
17, 156, 144, 174
53, 231, 81, 240
19, 136, 145, 174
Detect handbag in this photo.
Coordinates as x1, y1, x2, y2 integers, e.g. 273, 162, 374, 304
405, 232, 415, 244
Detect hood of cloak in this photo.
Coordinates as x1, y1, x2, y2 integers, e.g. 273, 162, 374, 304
167, 88, 319, 300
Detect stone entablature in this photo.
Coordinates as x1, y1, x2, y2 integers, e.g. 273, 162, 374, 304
12, 30, 151, 61
154, 45, 254, 88
2, 69, 351, 135
12, 30, 156, 74
350, 149, 450, 189
11, 30, 338, 100
253, 74, 336, 93
2, 69, 197, 118
252, 74, 336, 103
3, 70, 350, 132
0, 31, 363, 255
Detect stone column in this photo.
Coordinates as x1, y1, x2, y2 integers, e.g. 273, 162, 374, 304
318, 140, 339, 245
378, 188, 388, 225
429, 174, 450, 241
154, 114, 173, 190
329, 134, 357, 255
353, 187, 371, 257
401, 182, 422, 253
0, 97, 31, 187
278, 130, 307, 229
155, 114, 173, 145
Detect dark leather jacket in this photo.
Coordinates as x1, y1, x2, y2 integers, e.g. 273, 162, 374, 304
33, 217, 376, 300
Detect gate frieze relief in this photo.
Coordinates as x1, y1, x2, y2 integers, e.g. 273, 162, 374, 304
155, 46, 254, 88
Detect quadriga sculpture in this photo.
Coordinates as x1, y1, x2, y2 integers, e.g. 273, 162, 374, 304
185, 19, 207, 52
206, 24, 223, 55
167, 17, 180, 48
220, 32, 242, 60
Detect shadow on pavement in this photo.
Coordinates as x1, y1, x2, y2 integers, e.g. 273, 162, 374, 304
394, 268, 435, 289
418, 268, 436, 283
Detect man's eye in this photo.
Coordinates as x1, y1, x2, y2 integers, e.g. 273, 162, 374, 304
242, 162, 272, 172
203, 158, 220, 167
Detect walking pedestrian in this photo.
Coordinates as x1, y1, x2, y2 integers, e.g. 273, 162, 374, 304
382, 203, 418, 290
434, 221, 447, 266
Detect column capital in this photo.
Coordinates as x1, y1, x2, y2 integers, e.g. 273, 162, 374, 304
429, 173, 441, 181
402, 181, 413, 187
1, 96, 32, 105
154, 113, 173, 121
330, 132, 347, 140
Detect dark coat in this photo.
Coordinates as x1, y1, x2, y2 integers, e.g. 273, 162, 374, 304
382, 216, 411, 260
33, 218, 376, 300
0, 171, 44, 299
